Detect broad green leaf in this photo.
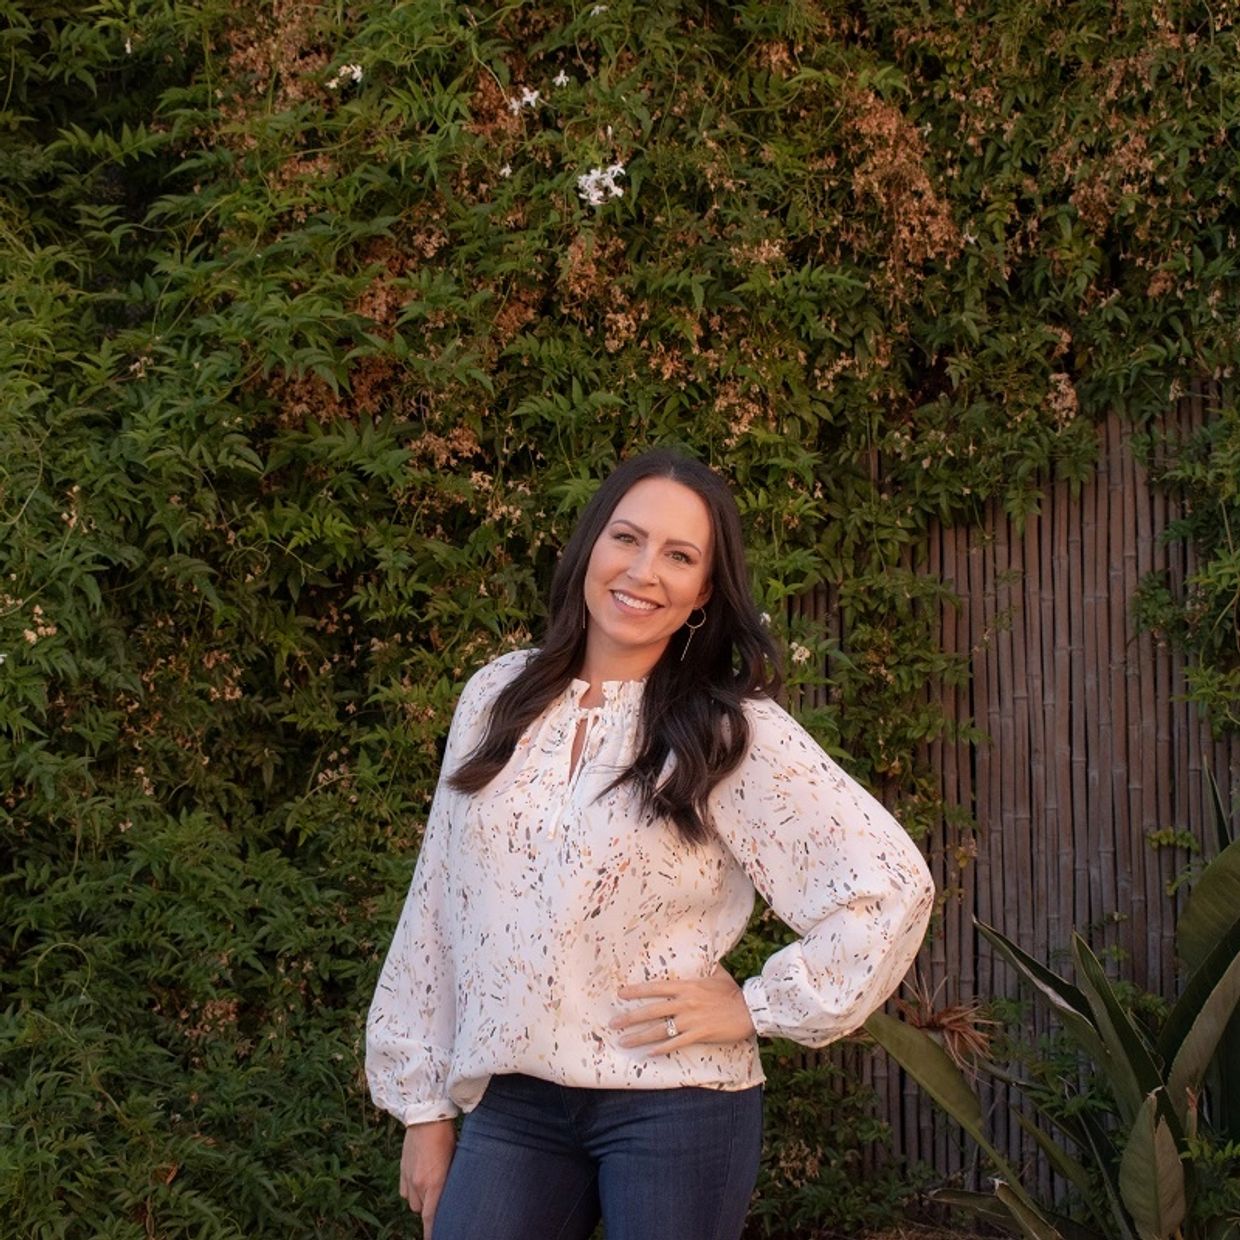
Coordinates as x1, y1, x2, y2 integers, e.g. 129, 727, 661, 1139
1079, 1112, 1138, 1240
1208, 767, 1234, 855
1072, 935, 1164, 1128
1175, 835, 1240, 1140
866, 1010, 985, 1139
994, 1181, 1065, 1240
977, 919, 1108, 1068
1012, 1111, 1094, 1203
865, 1010, 1042, 1218
1178, 837, 1240, 973
1118, 1093, 1187, 1240
1158, 917, 1240, 1127
931, 1188, 1025, 1232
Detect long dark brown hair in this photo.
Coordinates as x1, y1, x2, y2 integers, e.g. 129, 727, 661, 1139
449, 449, 782, 844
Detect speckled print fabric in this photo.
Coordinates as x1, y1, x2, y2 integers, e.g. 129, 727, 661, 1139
366, 649, 934, 1126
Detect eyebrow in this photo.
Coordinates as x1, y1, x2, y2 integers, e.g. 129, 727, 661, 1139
609, 518, 703, 556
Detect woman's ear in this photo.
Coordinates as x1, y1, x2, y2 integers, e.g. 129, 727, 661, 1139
695, 580, 713, 608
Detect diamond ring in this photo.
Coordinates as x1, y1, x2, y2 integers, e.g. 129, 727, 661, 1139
665, 1016, 678, 1038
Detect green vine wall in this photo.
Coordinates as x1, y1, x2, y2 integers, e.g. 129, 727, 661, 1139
2, 0, 1237, 1234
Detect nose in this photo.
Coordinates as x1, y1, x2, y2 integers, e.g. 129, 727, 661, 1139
627, 547, 658, 584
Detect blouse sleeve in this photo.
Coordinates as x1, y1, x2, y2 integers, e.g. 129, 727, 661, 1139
711, 695, 935, 1048
364, 651, 524, 1125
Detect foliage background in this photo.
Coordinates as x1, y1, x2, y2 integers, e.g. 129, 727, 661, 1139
2, 0, 1237, 1235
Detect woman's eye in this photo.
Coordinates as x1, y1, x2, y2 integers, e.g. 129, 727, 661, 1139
669, 550, 691, 564
613, 531, 636, 544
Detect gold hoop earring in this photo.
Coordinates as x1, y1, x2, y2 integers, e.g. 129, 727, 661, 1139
679, 607, 707, 662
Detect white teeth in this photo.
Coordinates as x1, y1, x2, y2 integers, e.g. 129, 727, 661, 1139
614, 591, 657, 611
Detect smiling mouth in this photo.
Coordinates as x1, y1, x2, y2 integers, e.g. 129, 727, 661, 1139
612, 590, 661, 612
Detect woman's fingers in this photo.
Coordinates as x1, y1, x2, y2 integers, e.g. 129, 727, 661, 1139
610, 999, 678, 1030
612, 967, 755, 1051
617, 979, 682, 1000
617, 1017, 680, 1047
642, 1030, 696, 1057
400, 1120, 455, 1220
422, 1185, 444, 1240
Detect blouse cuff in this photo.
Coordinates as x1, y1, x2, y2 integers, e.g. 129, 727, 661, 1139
402, 1098, 460, 1126
742, 975, 774, 1038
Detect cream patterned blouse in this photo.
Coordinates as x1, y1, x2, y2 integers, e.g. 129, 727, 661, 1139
366, 649, 934, 1125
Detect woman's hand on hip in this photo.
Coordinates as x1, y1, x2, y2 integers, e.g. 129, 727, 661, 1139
611, 964, 757, 1054
400, 1119, 456, 1238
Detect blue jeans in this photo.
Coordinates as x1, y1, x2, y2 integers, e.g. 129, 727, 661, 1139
433, 1073, 764, 1240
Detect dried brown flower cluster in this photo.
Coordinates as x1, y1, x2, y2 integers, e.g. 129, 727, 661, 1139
896, 974, 997, 1072
464, 70, 525, 143
1046, 372, 1079, 427
216, 0, 333, 146
844, 86, 962, 282
406, 427, 482, 470
557, 232, 627, 312
715, 379, 771, 447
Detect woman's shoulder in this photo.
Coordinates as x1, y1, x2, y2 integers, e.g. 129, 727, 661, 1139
458, 646, 537, 709
737, 690, 795, 735
444, 648, 537, 746
735, 691, 835, 770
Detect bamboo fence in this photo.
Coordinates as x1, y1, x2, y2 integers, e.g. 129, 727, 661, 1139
797, 391, 1240, 1192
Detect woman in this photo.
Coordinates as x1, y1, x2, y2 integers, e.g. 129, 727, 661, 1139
366, 449, 934, 1240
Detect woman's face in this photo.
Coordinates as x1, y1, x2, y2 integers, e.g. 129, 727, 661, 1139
582, 476, 714, 667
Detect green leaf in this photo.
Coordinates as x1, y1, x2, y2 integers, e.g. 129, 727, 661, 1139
1072, 935, 1164, 1128
1011, 1111, 1094, 1204
994, 1181, 1065, 1240
1118, 1093, 1187, 1240
1179, 837, 1240, 973
1158, 916, 1240, 1127
1175, 836, 1240, 1140
865, 1010, 1045, 1220
931, 1188, 1026, 1232
866, 1011, 985, 1139
1079, 1112, 1139, 1240
1208, 767, 1235, 854
977, 920, 1108, 1069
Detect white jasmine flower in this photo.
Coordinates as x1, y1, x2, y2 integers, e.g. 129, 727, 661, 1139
576, 162, 626, 206
759, 612, 771, 626
124, 36, 133, 55
591, 3, 608, 13
0, 652, 7, 665
507, 86, 541, 114
554, 70, 570, 87
328, 63, 363, 90
791, 643, 812, 664
499, 163, 512, 177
